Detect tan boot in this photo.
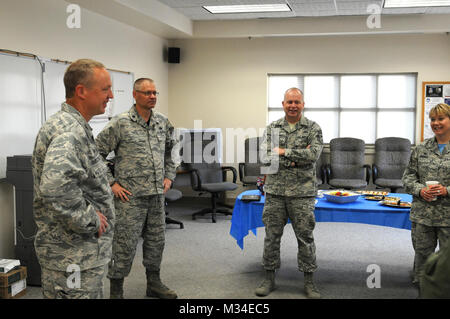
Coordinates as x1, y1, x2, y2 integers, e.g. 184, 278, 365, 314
146, 270, 177, 299
304, 272, 321, 299
255, 270, 275, 297
110, 278, 124, 299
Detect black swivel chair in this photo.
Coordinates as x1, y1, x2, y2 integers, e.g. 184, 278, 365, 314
372, 137, 411, 193
186, 162, 238, 223
325, 137, 371, 190
165, 188, 184, 229
238, 137, 264, 186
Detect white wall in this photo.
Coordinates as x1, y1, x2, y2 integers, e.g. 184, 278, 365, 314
0, 0, 169, 257
168, 33, 450, 196
169, 34, 450, 136
0, 0, 169, 113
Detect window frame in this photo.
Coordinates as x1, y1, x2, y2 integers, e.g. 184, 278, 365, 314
267, 72, 417, 145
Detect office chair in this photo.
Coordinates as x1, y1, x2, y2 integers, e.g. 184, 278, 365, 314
372, 137, 411, 193
185, 162, 238, 223
238, 137, 264, 186
165, 188, 184, 229
326, 137, 370, 190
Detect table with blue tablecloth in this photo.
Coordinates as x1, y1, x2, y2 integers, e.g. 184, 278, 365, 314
229, 189, 412, 249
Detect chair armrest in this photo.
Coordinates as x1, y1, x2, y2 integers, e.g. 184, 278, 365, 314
372, 164, 378, 182
221, 166, 237, 183
238, 163, 244, 183
187, 168, 202, 191
324, 164, 331, 184
363, 164, 371, 184
319, 164, 327, 185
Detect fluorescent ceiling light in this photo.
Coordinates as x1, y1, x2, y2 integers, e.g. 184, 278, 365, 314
384, 0, 450, 8
203, 4, 291, 14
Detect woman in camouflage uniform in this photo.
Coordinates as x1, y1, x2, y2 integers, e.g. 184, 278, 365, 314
402, 103, 450, 288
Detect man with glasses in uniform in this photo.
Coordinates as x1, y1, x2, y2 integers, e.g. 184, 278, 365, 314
96, 78, 179, 299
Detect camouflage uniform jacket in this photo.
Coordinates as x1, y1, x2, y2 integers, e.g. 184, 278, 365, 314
261, 115, 323, 197
402, 137, 450, 226
32, 102, 115, 271
95, 105, 178, 197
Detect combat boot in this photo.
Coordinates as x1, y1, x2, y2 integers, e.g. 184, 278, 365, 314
110, 278, 124, 299
255, 270, 275, 297
146, 269, 177, 299
304, 272, 321, 299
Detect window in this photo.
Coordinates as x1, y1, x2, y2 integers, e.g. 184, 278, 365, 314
267, 73, 416, 144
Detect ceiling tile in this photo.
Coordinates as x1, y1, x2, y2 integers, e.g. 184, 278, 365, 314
156, 0, 450, 20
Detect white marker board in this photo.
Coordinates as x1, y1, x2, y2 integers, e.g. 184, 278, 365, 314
0, 52, 134, 178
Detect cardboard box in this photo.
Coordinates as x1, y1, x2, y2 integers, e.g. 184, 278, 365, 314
0, 266, 27, 299
0, 279, 27, 299
0, 259, 20, 273
0, 266, 27, 287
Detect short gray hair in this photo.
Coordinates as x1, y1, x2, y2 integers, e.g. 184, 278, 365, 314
64, 59, 105, 98
284, 87, 304, 99
133, 78, 154, 91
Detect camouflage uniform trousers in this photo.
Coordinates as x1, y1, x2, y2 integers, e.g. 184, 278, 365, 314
411, 222, 450, 282
107, 194, 165, 279
41, 264, 107, 299
262, 193, 317, 273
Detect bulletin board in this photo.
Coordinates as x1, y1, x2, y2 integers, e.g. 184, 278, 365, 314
421, 81, 450, 141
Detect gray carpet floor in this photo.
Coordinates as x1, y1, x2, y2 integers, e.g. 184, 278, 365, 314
22, 197, 418, 299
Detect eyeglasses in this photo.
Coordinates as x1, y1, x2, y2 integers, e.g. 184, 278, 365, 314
136, 90, 159, 96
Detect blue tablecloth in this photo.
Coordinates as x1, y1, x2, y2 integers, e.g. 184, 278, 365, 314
230, 190, 412, 249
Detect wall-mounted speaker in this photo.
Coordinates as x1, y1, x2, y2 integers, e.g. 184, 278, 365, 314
168, 47, 180, 64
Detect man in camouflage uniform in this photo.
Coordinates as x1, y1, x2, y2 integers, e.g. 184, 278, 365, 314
256, 88, 323, 299
402, 103, 450, 293
32, 59, 115, 298
95, 78, 179, 299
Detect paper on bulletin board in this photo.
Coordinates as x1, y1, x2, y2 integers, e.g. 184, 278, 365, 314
422, 82, 450, 140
